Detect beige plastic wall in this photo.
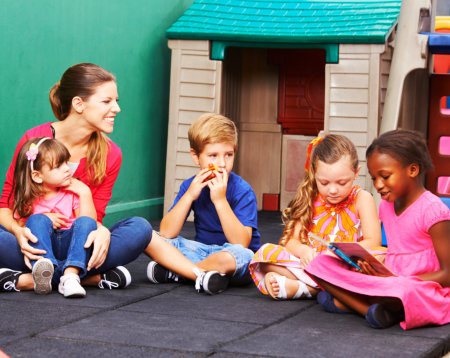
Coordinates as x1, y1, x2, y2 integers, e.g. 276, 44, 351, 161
324, 44, 388, 191
164, 40, 223, 214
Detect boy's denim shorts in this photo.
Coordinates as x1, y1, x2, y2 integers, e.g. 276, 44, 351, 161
164, 236, 254, 278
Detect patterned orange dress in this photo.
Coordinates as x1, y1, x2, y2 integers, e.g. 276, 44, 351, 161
249, 186, 364, 295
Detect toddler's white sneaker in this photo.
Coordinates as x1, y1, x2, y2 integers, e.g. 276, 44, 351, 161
58, 273, 86, 298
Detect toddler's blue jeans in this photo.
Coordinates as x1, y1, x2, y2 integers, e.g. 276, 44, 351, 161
26, 214, 96, 284
0, 216, 151, 288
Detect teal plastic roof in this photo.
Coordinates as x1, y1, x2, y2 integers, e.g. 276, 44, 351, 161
167, 0, 401, 44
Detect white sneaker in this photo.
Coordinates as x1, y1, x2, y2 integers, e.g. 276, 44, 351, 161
58, 273, 86, 298
32, 258, 54, 295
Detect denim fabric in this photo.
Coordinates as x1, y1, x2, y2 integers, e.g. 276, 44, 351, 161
25, 214, 96, 284
0, 216, 152, 286
164, 236, 254, 278
87, 216, 152, 276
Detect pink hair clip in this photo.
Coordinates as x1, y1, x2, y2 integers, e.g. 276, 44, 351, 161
26, 137, 50, 171
26, 144, 39, 162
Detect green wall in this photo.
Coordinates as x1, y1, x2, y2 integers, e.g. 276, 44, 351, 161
0, 0, 194, 226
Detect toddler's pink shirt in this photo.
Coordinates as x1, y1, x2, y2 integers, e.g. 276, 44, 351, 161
32, 189, 79, 230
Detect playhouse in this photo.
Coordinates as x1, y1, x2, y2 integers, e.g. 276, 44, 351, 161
162, 0, 446, 213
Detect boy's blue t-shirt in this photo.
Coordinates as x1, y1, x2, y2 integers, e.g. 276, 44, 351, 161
170, 172, 261, 252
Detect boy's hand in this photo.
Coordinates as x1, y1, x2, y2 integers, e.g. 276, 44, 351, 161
185, 167, 211, 201
207, 168, 228, 204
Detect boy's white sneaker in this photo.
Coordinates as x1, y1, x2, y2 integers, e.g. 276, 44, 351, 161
58, 273, 86, 298
32, 258, 54, 295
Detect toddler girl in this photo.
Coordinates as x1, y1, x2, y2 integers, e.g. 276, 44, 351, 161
305, 129, 450, 329
9, 137, 97, 298
249, 135, 382, 299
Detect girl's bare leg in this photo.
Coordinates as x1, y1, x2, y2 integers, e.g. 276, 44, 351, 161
260, 263, 298, 279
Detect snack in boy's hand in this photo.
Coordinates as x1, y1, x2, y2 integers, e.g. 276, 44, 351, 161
203, 163, 220, 182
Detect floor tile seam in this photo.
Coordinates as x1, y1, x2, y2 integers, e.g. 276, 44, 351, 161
419, 339, 450, 358
206, 350, 280, 358
82, 287, 181, 311
79, 285, 181, 309
384, 331, 450, 341
132, 283, 200, 293
16, 289, 181, 340
0, 334, 34, 350
202, 304, 313, 356
114, 308, 266, 326
26, 335, 211, 356
0, 306, 106, 343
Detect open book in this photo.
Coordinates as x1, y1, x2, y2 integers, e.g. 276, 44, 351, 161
308, 233, 394, 276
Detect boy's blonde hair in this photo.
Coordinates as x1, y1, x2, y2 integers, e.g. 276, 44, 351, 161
188, 113, 238, 154
280, 134, 359, 246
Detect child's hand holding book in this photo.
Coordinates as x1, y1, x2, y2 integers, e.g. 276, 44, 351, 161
308, 232, 394, 277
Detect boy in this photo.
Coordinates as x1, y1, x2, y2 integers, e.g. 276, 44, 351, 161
147, 113, 261, 294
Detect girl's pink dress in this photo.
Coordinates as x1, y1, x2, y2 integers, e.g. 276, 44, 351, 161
249, 186, 364, 294
305, 191, 450, 330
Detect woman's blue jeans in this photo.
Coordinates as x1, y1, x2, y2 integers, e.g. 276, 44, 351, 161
0, 216, 151, 287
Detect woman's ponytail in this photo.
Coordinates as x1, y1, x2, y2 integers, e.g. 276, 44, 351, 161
49, 81, 63, 120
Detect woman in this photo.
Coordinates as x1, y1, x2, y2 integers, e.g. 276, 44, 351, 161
0, 63, 152, 292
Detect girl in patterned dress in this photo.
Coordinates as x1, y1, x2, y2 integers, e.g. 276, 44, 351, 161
249, 135, 382, 300
306, 130, 450, 329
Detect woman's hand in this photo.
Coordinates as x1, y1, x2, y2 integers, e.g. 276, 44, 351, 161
12, 225, 46, 269
84, 224, 111, 271
43, 212, 70, 229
